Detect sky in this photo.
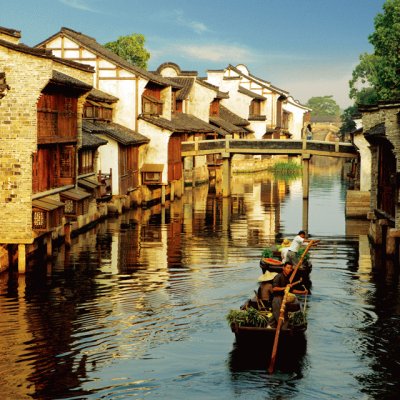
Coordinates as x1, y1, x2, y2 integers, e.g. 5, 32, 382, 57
1, 0, 387, 109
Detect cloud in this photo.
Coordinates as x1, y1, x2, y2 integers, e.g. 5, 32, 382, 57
58, 0, 100, 12
171, 9, 210, 34
150, 41, 254, 63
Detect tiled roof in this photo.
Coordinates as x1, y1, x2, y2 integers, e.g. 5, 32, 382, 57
0, 26, 21, 38
87, 88, 118, 103
197, 77, 229, 99
238, 86, 266, 100
168, 77, 195, 100
50, 70, 92, 91
83, 120, 149, 145
220, 105, 251, 127
209, 116, 246, 135
172, 113, 216, 133
155, 62, 198, 77
364, 123, 385, 137
0, 38, 93, 73
37, 28, 181, 88
140, 113, 216, 133
82, 131, 108, 149
228, 64, 289, 96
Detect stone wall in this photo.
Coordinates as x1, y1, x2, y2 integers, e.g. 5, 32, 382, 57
0, 46, 51, 244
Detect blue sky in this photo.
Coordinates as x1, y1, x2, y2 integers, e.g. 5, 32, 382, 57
1, 0, 387, 108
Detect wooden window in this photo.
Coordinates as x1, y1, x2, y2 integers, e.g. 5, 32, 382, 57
176, 100, 183, 113
168, 135, 182, 181
32, 209, 47, 230
142, 85, 163, 116
142, 95, 163, 116
209, 99, 220, 116
60, 145, 76, 184
37, 93, 77, 142
84, 102, 112, 121
141, 164, 163, 185
79, 149, 94, 175
249, 99, 261, 116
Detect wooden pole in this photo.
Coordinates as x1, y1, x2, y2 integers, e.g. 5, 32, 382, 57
268, 285, 290, 374
268, 241, 316, 374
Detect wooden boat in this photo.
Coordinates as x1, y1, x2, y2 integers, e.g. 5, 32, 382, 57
228, 296, 307, 346
259, 255, 312, 287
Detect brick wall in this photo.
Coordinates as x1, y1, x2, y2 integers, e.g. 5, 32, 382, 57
362, 104, 400, 228
0, 47, 51, 244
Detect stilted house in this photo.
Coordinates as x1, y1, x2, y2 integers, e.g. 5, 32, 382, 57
206, 64, 310, 140
36, 27, 183, 205
82, 88, 149, 201
155, 62, 252, 185
0, 26, 96, 272
359, 101, 400, 257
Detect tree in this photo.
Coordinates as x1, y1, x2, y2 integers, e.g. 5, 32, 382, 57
104, 33, 150, 69
349, 0, 400, 103
339, 105, 358, 140
306, 96, 340, 119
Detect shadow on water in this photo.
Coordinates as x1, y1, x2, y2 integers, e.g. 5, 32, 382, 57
228, 336, 308, 376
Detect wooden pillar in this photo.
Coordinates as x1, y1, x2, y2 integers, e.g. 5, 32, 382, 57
170, 181, 175, 202
302, 155, 311, 199
65, 222, 71, 248
161, 185, 166, 206
302, 198, 309, 235
46, 234, 52, 258
18, 244, 26, 274
222, 155, 231, 197
222, 197, 231, 231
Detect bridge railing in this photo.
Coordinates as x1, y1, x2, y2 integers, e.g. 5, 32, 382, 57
181, 138, 357, 158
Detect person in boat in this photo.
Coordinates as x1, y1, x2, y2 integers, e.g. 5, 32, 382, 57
257, 270, 278, 308
271, 261, 308, 324
286, 230, 318, 266
279, 238, 291, 263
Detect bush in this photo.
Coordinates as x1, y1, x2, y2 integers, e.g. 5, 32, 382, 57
227, 307, 272, 327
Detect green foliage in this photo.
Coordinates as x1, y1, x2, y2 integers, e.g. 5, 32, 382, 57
288, 310, 307, 327
339, 106, 358, 139
297, 247, 310, 261
261, 247, 274, 258
350, 0, 400, 102
305, 96, 340, 118
227, 307, 271, 327
104, 33, 150, 69
267, 161, 302, 176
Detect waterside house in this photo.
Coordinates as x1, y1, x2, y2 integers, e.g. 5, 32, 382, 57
0, 26, 99, 272
36, 27, 186, 205
359, 100, 400, 257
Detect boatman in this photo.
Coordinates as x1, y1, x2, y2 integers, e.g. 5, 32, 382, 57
271, 262, 308, 325
286, 230, 319, 266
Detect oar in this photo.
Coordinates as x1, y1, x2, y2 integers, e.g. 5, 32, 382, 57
267, 278, 302, 374
289, 240, 316, 284
268, 240, 318, 374
268, 284, 290, 374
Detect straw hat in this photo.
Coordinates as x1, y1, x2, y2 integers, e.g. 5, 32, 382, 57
286, 293, 297, 303
281, 238, 291, 247
258, 271, 278, 282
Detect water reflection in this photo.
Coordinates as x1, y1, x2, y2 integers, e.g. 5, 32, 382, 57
0, 159, 399, 399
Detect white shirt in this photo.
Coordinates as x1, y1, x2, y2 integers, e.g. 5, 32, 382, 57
281, 247, 289, 262
288, 235, 304, 253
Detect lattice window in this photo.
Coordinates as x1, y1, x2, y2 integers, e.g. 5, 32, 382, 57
64, 199, 74, 214
32, 210, 47, 230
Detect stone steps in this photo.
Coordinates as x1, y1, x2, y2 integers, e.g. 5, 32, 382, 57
346, 190, 370, 219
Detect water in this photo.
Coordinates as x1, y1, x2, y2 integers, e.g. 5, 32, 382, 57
1, 159, 400, 399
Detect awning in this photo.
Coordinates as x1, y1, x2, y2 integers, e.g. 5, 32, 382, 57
78, 176, 101, 190
32, 197, 65, 211
60, 188, 91, 201
141, 164, 164, 173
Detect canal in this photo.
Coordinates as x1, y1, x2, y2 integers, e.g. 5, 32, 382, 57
1, 158, 399, 399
